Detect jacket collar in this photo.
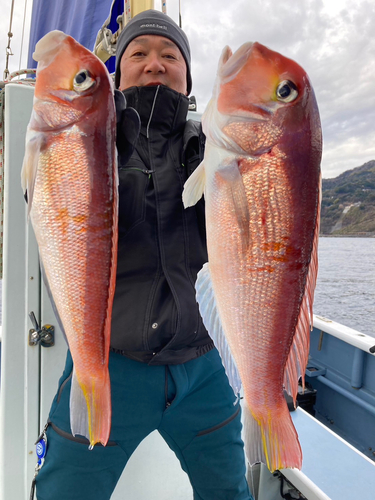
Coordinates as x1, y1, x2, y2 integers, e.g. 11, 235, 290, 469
122, 85, 189, 138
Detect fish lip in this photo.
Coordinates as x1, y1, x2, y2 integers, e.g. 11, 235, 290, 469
228, 104, 273, 121
251, 104, 274, 117
48, 88, 94, 103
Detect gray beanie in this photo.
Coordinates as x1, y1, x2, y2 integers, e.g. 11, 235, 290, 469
115, 9, 192, 94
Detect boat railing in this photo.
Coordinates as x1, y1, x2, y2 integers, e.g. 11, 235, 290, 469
313, 314, 375, 355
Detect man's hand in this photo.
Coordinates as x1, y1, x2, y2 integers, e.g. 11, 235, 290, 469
114, 90, 140, 165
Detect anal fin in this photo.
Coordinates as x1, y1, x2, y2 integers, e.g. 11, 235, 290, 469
196, 262, 242, 396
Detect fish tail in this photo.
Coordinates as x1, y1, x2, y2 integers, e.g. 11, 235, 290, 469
70, 366, 111, 448
243, 399, 302, 472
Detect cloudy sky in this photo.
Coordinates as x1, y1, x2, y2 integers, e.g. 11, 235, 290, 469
1, 0, 374, 179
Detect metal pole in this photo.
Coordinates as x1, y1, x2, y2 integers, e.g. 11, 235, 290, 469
351, 348, 365, 389
18, 0, 29, 72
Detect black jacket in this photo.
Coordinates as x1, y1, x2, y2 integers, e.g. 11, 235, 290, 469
110, 85, 214, 364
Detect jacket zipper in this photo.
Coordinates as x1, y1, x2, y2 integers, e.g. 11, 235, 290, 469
120, 167, 155, 179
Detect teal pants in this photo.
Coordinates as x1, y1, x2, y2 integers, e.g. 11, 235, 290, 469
36, 349, 252, 500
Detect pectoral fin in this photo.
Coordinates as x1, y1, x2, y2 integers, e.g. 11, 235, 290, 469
21, 130, 44, 214
218, 159, 250, 249
182, 161, 206, 208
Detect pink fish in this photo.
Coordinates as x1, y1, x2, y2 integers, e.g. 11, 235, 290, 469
21, 30, 117, 447
183, 42, 322, 471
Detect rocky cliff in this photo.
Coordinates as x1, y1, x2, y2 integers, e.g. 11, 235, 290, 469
320, 160, 375, 236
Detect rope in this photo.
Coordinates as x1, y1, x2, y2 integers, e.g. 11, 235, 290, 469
125, 0, 132, 24
4, 69, 36, 84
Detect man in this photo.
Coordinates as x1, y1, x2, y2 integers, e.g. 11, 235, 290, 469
35, 10, 253, 500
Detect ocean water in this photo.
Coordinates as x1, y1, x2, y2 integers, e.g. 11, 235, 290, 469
0, 238, 373, 337
314, 237, 375, 338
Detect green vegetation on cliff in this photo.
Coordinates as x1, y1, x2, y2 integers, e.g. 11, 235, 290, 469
320, 160, 375, 235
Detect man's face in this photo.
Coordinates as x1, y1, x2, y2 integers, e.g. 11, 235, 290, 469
119, 35, 188, 95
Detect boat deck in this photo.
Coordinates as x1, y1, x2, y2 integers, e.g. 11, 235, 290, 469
282, 407, 375, 500
108, 405, 375, 500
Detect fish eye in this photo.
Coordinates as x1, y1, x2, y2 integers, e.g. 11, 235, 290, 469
73, 70, 95, 92
276, 80, 298, 103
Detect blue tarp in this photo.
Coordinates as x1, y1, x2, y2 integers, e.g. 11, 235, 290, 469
27, 0, 123, 73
